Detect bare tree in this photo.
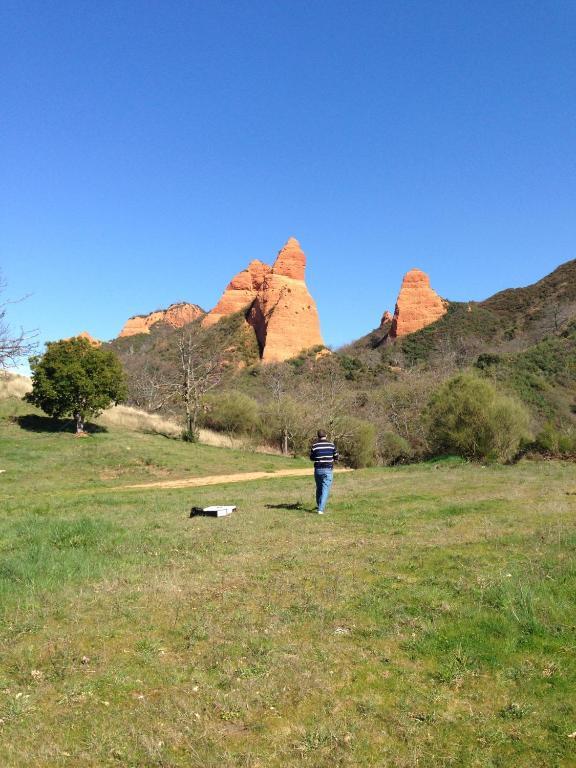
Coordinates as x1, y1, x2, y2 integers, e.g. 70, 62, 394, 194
128, 363, 170, 412
0, 274, 37, 369
260, 357, 356, 454
261, 364, 301, 453
165, 328, 222, 440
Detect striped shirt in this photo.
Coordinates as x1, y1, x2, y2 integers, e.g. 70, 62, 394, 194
310, 438, 339, 470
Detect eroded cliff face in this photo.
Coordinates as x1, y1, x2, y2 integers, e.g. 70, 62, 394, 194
202, 260, 271, 328
115, 239, 323, 361
248, 238, 324, 363
389, 269, 447, 337
203, 237, 324, 363
119, 303, 204, 338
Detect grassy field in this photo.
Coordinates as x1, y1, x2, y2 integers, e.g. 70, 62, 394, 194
1, 396, 575, 767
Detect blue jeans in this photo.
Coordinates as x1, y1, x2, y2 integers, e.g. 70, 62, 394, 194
314, 468, 333, 512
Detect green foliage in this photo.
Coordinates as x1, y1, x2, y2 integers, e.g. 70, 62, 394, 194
479, 331, 576, 422
532, 423, 576, 457
474, 353, 502, 370
286, 345, 326, 370
427, 374, 532, 462
181, 427, 199, 442
338, 354, 365, 381
203, 310, 261, 367
201, 390, 260, 436
378, 431, 413, 465
26, 338, 127, 426
337, 417, 377, 468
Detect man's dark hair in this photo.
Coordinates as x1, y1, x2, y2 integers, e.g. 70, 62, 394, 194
317, 429, 327, 439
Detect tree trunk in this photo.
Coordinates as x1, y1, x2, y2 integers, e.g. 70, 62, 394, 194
75, 412, 84, 433
184, 404, 199, 441
282, 427, 288, 455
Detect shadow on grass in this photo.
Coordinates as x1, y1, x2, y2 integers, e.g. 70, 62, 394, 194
15, 414, 107, 434
265, 502, 316, 513
143, 430, 182, 441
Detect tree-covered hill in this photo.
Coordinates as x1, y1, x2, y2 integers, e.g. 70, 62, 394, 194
107, 259, 576, 462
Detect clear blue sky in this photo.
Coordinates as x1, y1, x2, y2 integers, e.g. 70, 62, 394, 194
2, 0, 575, 364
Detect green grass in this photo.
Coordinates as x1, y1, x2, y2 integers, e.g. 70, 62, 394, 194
0, 397, 308, 495
1, 399, 575, 766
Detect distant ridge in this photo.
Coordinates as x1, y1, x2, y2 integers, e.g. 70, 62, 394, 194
118, 302, 205, 338
346, 257, 576, 361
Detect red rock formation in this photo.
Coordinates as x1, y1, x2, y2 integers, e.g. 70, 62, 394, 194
119, 303, 204, 338
390, 269, 447, 337
380, 310, 393, 325
249, 237, 324, 363
163, 303, 205, 328
271, 237, 306, 280
201, 237, 324, 363
202, 260, 271, 328
67, 331, 102, 347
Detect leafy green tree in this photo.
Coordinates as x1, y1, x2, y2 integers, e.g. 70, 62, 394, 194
26, 337, 127, 432
427, 373, 531, 462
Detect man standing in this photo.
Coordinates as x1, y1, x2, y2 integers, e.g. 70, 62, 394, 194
310, 429, 339, 514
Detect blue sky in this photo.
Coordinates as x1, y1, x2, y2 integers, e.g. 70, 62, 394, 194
2, 0, 575, 365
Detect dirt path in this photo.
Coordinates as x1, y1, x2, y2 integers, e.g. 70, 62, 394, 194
122, 467, 352, 491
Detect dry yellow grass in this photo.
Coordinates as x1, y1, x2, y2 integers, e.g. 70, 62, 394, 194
95, 404, 182, 436
0, 372, 32, 399
97, 405, 280, 452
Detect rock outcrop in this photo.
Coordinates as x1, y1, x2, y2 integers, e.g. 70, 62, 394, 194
202, 260, 271, 328
202, 237, 324, 363
119, 302, 204, 338
380, 310, 393, 326
67, 331, 102, 347
163, 303, 205, 328
248, 238, 324, 363
390, 269, 447, 337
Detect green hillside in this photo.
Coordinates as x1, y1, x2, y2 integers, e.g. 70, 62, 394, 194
340, 260, 576, 431
101, 259, 576, 462
478, 323, 576, 422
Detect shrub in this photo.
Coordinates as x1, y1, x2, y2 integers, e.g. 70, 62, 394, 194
475, 353, 502, 371
378, 431, 413, 465
337, 417, 377, 468
427, 374, 532, 463
339, 355, 365, 381
532, 424, 576, 457
201, 391, 259, 437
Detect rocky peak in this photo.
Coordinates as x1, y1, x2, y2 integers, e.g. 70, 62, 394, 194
390, 269, 447, 337
271, 237, 306, 280
380, 310, 393, 326
249, 238, 323, 363
203, 237, 324, 362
